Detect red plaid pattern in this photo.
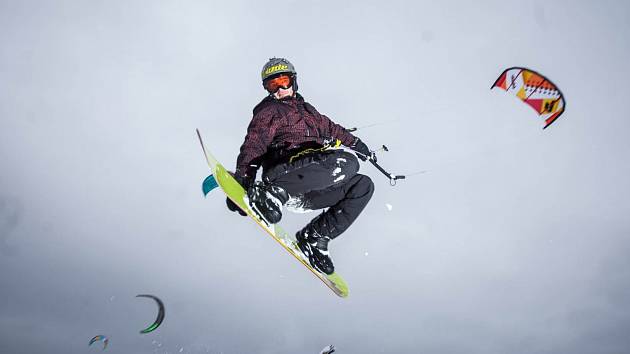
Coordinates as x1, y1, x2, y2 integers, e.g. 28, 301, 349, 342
235, 94, 356, 177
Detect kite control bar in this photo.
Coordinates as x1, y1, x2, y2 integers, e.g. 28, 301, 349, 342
368, 157, 406, 186
357, 145, 406, 186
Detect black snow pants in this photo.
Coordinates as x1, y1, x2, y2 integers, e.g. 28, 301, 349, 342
262, 150, 374, 239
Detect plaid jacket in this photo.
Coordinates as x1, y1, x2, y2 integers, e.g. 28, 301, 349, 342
235, 94, 357, 178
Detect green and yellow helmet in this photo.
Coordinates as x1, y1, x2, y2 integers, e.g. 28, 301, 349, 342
261, 58, 298, 92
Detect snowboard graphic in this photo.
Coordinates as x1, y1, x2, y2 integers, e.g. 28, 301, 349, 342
196, 129, 349, 298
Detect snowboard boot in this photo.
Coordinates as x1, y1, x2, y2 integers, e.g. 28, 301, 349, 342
296, 225, 334, 275
247, 181, 289, 224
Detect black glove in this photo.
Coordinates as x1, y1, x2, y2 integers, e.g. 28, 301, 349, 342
226, 197, 247, 216
226, 174, 254, 217
351, 138, 375, 162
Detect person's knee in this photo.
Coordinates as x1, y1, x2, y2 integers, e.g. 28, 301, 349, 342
363, 175, 375, 198
354, 174, 375, 200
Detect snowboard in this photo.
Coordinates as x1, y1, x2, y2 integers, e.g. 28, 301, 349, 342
196, 129, 349, 298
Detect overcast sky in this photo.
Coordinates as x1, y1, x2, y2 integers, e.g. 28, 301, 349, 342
1, 1, 630, 353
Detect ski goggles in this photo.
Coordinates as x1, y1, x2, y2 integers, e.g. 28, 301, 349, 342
264, 74, 293, 93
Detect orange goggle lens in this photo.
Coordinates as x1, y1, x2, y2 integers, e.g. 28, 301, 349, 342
264, 74, 292, 93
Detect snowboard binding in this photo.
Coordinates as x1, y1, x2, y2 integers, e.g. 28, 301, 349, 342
247, 181, 289, 225
296, 225, 334, 275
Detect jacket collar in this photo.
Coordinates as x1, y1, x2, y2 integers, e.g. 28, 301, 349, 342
253, 93, 304, 115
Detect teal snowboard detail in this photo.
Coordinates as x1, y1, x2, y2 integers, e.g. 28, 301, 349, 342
196, 129, 349, 298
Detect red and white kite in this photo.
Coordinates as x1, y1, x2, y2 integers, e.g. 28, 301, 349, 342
492, 67, 566, 129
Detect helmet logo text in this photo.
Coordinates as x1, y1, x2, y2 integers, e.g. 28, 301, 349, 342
264, 64, 289, 77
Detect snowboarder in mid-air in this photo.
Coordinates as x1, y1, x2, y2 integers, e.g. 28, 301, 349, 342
227, 58, 375, 275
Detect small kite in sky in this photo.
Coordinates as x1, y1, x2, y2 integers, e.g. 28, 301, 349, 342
491, 67, 566, 129
202, 175, 218, 196
88, 335, 109, 350
136, 294, 165, 334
